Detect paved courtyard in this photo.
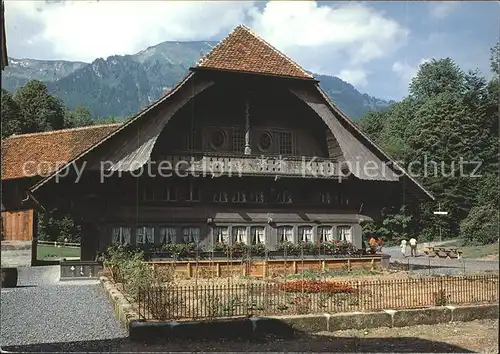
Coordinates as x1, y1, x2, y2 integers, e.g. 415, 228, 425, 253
0, 266, 128, 352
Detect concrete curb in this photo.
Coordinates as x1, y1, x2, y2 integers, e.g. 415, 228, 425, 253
99, 278, 498, 341
99, 276, 142, 332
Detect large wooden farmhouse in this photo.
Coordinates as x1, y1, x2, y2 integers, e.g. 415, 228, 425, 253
9, 25, 433, 260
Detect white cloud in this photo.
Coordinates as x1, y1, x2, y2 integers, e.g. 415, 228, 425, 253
392, 58, 431, 83
429, 2, 461, 20
250, 1, 408, 67
337, 69, 368, 87
5, 0, 256, 62
4, 1, 409, 90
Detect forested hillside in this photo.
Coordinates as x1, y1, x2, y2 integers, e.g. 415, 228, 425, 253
358, 44, 499, 246
2, 40, 393, 120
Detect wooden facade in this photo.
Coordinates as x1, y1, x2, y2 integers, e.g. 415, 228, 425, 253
1, 209, 34, 241
24, 26, 433, 261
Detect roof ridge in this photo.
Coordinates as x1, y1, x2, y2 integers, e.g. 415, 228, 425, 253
2, 123, 122, 141
195, 26, 241, 67
237, 25, 313, 79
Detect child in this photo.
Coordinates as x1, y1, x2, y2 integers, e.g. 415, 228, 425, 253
400, 239, 407, 257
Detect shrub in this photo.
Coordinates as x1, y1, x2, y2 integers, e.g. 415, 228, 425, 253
102, 245, 173, 299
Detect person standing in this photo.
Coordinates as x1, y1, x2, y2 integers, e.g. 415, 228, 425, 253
400, 239, 407, 257
409, 237, 418, 257
369, 234, 377, 254
377, 237, 383, 252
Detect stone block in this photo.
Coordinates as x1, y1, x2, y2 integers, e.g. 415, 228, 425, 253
392, 307, 452, 327
267, 314, 328, 333
328, 311, 393, 331
450, 304, 499, 322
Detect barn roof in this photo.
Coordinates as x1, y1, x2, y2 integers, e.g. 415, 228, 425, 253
194, 25, 314, 80
1, 124, 121, 180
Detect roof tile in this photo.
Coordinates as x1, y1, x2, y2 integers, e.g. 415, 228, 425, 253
196, 25, 314, 80
1, 123, 121, 180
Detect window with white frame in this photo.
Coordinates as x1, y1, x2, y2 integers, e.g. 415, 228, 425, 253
159, 227, 176, 244
232, 226, 247, 244
183, 227, 200, 243
213, 226, 229, 244
111, 226, 131, 245
278, 226, 294, 242
318, 226, 334, 242
136, 226, 155, 244
298, 226, 313, 242
337, 225, 352, 242
250, 226, 265, 244
232, 191, 247, 203
213, 191, 228, 203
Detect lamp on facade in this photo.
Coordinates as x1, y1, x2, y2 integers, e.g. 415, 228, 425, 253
267, 215, 274, 225
207, 217, 214, 225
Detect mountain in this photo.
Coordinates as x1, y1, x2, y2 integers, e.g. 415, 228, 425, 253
1, 41, 394, 120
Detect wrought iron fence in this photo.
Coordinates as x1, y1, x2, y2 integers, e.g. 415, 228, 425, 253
137, 274, 499, 321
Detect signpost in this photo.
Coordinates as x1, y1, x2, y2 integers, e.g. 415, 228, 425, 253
433, 202, 449, 243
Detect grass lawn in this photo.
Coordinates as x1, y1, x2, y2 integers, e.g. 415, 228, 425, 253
432, 240, 499, 260
36, 245, 81, 260
460, 242, 499, 260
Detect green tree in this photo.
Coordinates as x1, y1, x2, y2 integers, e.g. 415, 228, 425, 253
490, 43, 499, 76
358, 110, 387, 143
37, 209, 82, 243
13, 80, 65, 133
1, 89, 22, 139
409, 58, 465, 102
358, 49, 499, 245
64, 106, 95, 128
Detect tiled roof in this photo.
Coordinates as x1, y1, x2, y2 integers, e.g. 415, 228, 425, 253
195, 25, 314, 80
1, 123, 121, 180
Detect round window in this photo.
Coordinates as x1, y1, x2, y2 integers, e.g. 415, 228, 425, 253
210, 129, 227, 150
258, 132, 272, 151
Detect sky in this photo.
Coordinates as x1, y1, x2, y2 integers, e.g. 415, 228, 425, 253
4, 0, 499, 101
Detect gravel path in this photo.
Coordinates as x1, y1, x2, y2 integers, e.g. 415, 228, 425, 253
384, 244, 499, 276
1, 266, 128, 352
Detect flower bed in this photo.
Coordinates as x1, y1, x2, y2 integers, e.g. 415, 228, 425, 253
279, 280, 357, 294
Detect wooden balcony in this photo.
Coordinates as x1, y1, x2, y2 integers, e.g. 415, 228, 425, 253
155, 154, 344, 178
